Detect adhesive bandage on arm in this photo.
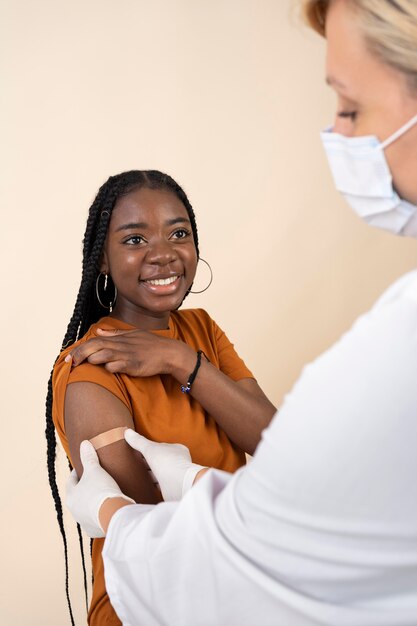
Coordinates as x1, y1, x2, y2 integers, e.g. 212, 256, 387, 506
89, 426, 128, 451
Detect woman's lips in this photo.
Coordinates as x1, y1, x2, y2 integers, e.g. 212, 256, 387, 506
144, 275, 179, 286
140, 275, 182, 293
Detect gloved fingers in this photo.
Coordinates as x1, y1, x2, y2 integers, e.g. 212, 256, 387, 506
125, 429, 191, 462
79, 439, 100, 469
171, 443, 192, 459
124, 428, 153, 455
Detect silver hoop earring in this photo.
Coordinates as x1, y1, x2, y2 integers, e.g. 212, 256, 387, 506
95, 273, 118, 313
189, 258, 213, 294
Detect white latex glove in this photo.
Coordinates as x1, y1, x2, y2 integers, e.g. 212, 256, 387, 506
124, 429, 207, 501
66, 440, 134, 538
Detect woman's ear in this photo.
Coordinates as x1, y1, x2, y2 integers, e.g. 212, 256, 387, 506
99, 250, 109, 274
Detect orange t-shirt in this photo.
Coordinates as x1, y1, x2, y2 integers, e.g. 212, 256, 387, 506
53, 308, 253, 626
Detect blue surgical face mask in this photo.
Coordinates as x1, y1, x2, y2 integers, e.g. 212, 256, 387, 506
321, 113, 417, 237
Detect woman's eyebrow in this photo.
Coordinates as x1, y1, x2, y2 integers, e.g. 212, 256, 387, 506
165, 217, 191, 226
326, 75, 348, 90
326, 76, 359, 105
115, 222, 147, 232
115, 217, 191, 232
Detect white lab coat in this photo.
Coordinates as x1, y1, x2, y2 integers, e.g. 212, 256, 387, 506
103, 269, 417, 626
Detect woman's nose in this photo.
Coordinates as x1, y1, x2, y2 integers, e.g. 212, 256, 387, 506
331, 95, 356, 136
332, 115, 355, 136
146, 240, 178, 265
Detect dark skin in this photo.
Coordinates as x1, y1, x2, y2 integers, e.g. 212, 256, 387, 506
65, 383, 160, 503
65, 188, 276, 505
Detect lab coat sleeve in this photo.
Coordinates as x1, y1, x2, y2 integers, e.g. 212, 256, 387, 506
103, 469, 325, 626
103, 271, 417, 626
102, 470, 249, 626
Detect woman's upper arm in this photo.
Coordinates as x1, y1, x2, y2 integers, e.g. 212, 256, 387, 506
64, 381, 161, 504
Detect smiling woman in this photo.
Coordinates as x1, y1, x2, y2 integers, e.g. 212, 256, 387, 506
46, 170, 276, 626
102, 187, 198, 326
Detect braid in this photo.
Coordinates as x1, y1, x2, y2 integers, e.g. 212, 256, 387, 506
76, 523, 89, 612
45, 373, 75, 625
68, 457, 89, 613
45, 170, 200, 623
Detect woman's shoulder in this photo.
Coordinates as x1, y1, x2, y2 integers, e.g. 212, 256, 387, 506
171, 309, 223, 346
172, 308, 221, 335
173, 307, 214, 325
53, 317, 115, 370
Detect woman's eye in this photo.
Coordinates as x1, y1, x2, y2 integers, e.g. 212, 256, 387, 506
124, 235, 145, 245
337, 110, 357, 121
172, 228, 190, 239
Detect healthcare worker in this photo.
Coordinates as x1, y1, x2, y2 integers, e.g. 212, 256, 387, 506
66, 0, 417, 624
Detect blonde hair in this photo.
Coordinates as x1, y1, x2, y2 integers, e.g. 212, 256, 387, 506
302, 0, 417, 89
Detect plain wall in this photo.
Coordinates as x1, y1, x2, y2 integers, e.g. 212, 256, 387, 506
1, 1, 416, 624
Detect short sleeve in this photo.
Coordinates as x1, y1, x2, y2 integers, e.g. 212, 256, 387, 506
52, 354, 132, 455
212, 320, 254, 382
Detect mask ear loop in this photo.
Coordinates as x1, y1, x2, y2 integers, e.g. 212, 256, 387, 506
380, 112, 417, 150
189, 258, 213, 294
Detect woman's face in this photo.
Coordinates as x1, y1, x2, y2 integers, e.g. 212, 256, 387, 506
325, 0, 417, 204
101, 187, 198, 329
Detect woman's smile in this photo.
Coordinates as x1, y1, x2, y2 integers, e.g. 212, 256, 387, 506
140, 274, 183, 293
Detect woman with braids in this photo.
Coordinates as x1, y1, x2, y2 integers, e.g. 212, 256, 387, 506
65, 1, 417, 625
47, 169, 276, 625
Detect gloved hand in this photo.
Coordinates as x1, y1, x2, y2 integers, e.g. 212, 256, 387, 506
124, 429, 207, 501
66, 440, 134, 537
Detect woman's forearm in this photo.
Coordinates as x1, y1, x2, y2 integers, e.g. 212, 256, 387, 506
169, 344, 277, 455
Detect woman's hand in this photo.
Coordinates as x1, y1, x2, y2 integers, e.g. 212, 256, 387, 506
65, 328, 194, 378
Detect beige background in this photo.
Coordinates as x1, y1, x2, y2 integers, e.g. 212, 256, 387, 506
1, 0, 416, 624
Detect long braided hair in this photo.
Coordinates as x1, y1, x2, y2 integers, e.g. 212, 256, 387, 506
45, 170, 199, 623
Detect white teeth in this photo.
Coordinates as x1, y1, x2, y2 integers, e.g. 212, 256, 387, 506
146, 276, 179, 286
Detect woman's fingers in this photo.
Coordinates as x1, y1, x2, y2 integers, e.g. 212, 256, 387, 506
104, 359, 139, 374
64, 329, 169, 376
84, 349, 131, 366
96, 328, 130, 336
66, 338, 110, 365
67, 338, 142, 367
